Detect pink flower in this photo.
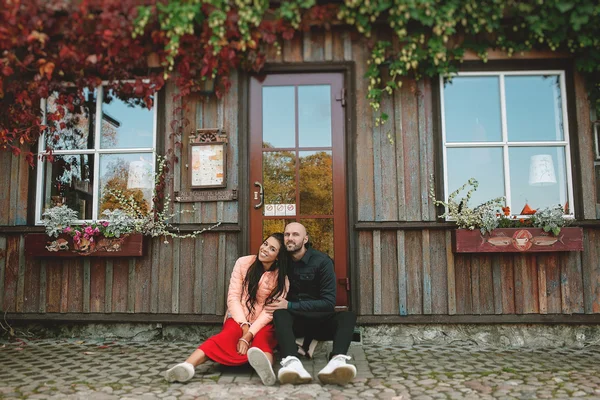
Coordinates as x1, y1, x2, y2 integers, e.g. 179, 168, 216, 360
94, 227, 100, 234
63, 227, 72, 233
102, 221, 109, 227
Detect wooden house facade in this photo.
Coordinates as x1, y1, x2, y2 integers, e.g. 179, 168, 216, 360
1, 26, 600, 326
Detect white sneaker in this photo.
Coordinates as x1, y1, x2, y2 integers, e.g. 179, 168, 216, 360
278, 356, 312, 384
317, 354, 357, 385
165, 362, 195, 383
247, 347, 276, 386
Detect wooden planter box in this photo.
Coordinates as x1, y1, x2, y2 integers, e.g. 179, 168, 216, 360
25, 233, 146, 257
452, 227, 584, 253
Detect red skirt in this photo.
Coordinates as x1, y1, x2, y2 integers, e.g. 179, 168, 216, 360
199, 318, 277, 366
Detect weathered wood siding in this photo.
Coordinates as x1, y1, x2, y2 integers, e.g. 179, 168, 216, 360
0, 148, 30, 226
1, 26, 599, 320
0, 234, 237, 315
356, 228, 600, 316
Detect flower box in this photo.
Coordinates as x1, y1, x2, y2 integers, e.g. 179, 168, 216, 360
25, 233, 146, 257
452, 227, 584, 253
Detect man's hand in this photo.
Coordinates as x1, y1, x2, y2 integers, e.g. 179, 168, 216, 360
265, 298, 288, 312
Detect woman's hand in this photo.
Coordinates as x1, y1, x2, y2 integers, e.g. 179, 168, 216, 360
237, 338, 250, 355
236, 331, 254, 355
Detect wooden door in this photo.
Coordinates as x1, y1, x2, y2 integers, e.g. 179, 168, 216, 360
249, 73, 349, 307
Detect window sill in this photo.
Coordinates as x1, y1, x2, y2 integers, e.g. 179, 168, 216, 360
24, 233, 146, 257
452, 227, 583, 253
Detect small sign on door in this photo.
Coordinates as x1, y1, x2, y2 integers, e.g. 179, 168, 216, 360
286, 204, 296, 216
264, 204, 275, 216
275, 204, 286, 216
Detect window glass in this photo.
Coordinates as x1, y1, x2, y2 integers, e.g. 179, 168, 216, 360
443, 76, 502, 143
45, 89, 96, 151
299, 151, 333, 215
508, 147, 568, 212
98, 153, 154, 216
42, 154, 95, 219
446, 147, 505, 208
298, 85, 332, 147
442, 72, 572, 216
505, 75, 564, 142
38, 86, 156, 222
263, 86, 295, 148
101, 89, 154, 149
262, 151, 296, 215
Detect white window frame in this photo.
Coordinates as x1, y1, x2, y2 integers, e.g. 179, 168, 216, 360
439, 70, 575, 217
35, 84, 158, 225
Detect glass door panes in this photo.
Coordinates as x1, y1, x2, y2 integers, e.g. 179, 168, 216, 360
261, 84, 334, 258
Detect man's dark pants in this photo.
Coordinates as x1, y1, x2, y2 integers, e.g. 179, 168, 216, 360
273, 309, 357, 358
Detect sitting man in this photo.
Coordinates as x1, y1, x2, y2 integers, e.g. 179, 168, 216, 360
265, 222, 357, 385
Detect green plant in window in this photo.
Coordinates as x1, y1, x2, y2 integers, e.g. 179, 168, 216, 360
42, 205, 79, 238
430, 176, 571, 235
530, 205, 570, 236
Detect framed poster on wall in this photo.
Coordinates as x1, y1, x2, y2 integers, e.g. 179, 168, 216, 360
190, 141, 227, 188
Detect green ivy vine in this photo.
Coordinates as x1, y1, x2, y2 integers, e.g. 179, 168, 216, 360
137, 0, 600, 125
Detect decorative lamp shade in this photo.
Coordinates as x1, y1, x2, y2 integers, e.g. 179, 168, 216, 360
127, 161, 153, 189
528, 154, 557, 186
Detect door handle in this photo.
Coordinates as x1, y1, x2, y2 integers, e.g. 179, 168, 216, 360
253, 181, 264, 209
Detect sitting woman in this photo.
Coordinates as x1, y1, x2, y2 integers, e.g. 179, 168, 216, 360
165, 233, 289, 386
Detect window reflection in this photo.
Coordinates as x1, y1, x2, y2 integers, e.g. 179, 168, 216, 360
443, 77, 502, 143
45, 89, 96, 151
505, 76, 564, 142
509, 147, 568, 213
99, 154, 153, 216
263, 86, 295, 148
263, 219, 295, 241
300, 218, 334, 259
298, 85, 332, 147
446, 148, 505, 208
101, 89, 154, 149
263, 151, 296, 212
42, 155, 94, 219
299, 151, 333, 215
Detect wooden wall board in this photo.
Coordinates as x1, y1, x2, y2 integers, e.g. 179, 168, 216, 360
401, 79, 421, 221
454, 255, 472, 314
499, 255, 516, 314
405, 231, 423, 314
353, 36, 375, 221
358, 231, 373, 315
158, 240, 173, 313
90, 258, 105, 313
111, 258, 129, 313
201, 233, 219, 314
3, 236, 19, 311
582, 229, 600, 313
45, 260, 62, 313
135, 240, 152, 313
193, 235, 204, 314
0, 153, 11, 225
178, 238, 195, 314
381, 230, 399, 315
66, 259, 83, 313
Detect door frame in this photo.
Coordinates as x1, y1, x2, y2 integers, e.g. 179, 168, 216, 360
239, 62, 358, 311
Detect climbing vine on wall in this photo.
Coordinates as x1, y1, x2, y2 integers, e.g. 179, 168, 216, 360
1, 0, 600, 163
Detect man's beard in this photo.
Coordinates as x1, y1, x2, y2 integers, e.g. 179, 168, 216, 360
286, 242, 303, 252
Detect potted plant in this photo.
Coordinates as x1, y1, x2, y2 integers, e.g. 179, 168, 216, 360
25, 207, 144, 257
430, 178, 583, 253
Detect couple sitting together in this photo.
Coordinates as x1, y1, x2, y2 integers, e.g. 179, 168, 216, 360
165, 222, 357, 386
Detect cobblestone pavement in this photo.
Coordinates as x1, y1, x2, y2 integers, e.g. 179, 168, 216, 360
1, 338, 600, 399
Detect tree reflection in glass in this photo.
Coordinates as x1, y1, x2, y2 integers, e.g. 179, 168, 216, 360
299, 151, 333, 216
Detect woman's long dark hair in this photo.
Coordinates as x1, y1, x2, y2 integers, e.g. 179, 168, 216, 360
243, 232, 289, 315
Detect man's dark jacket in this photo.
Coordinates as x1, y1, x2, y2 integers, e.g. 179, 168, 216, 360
286, 246, 336, 312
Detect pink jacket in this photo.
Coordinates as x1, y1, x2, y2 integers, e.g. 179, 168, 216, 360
226, 255, 288, 337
